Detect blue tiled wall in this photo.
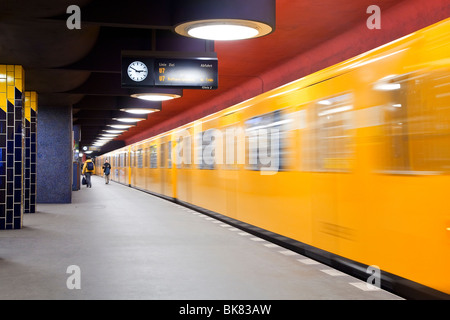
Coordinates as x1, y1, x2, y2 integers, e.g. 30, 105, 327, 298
37, 105, 72, 203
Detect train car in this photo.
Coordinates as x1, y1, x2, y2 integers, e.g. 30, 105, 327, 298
97, 18, 450, 298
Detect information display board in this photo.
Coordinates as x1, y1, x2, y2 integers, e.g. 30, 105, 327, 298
121, 52, 218, 90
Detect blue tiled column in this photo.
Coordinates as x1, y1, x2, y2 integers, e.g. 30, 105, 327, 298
0, 65, 24, 229
24, 91, 37, 213
30, 93, 37, 212
37, 105, 72, 203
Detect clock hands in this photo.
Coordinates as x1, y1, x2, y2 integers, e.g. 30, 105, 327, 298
130, 66, 145, 73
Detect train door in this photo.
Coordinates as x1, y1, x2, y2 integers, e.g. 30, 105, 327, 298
220, 112, 243, 220
304, 80, 355, 254
175, 126, 194, 205
160, 136, 174, 198
160, 140, 166, 196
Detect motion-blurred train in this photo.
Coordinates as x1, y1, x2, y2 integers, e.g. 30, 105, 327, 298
96, 18, 450, 298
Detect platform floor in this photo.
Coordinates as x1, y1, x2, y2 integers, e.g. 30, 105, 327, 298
0, 175, 402, 300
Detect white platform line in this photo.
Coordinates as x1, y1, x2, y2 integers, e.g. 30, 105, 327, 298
349, 282, 381, 291
297, 258, 320, 265
264, 243, 281, 249
320, 269, 347, 277
250, 237, 266, 242
279, 250, 298, 256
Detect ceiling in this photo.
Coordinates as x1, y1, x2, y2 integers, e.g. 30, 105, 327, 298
0, 0, 409, 152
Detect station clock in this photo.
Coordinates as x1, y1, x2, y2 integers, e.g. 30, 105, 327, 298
127, 61, 148, 82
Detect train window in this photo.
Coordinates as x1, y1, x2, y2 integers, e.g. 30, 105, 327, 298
119, 152, 124, 168
377, 71, 450, 174
150, 145, 157, 168
196, 130, 216, 170
302, 93, 354, 172
245, 110, 289, 172
175, 127, 193, 168
223, 125, 244, 170
137, 148, 143, 168
131, 150, 136, 168
143, 147, 148, 168
167, 141, 172, 168
160, 143, 165, 168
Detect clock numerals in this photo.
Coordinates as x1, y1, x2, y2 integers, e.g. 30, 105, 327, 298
127, 61, 148, 82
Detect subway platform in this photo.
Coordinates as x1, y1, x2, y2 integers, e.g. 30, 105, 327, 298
0, 175, 402, 300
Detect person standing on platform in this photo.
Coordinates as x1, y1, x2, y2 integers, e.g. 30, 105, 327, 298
82, 156, 95, 188
102, 159, 111, 184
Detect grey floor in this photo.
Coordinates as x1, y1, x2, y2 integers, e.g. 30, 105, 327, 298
0, 175, 402, 300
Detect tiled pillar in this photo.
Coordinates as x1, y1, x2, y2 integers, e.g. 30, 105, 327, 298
37, 105, 72, 203
0, 65, 24, 229
30, 92, 37, 213
24, 91, 37, 213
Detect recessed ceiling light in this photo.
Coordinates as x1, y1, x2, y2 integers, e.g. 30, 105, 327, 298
130, 93, 181, 102
100, 134, 120, 137
175, 19, 273, 41
108, 124, 135, 129
120, 108, 159, 115
188, 23, 258, 41
173, 0, 275, 41
113, 117, 146, 123
103, 130, 126, 134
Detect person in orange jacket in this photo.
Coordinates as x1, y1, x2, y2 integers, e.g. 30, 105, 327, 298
82, 156, 95, 188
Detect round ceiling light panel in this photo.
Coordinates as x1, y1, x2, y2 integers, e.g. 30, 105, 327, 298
176, 19, 272, 41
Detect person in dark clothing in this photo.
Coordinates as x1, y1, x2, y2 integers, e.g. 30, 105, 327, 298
102, 159, 111, 184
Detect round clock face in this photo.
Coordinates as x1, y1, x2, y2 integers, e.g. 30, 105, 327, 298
127, 61, 148, 82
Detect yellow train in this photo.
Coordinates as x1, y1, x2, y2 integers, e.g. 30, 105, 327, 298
96, 18, 450, 299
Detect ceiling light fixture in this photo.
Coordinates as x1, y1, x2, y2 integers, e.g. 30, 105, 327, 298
173, 0, 275, 41
103, 130, 126, 134
120, 108, 159, 115
113, 117, 146, 123
130, 93, 181, 102
178, 19, 271, 41
118, 95, 164, 114
100, 134, 120, 137
107, 124, 135, 129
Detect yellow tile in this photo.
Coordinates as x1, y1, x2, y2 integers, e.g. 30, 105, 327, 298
15, 65, 23, 79
7, 71, 15, 86
15, 78, 23, 93
31, 92, 38, 111
0, 65, 6, 79
25, 92, 30, 106
7, 85, 15, 101
0, 79, 6, 93
25, 104, 31, 121
0, 92, 6, 108
6, 65, 14, 72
